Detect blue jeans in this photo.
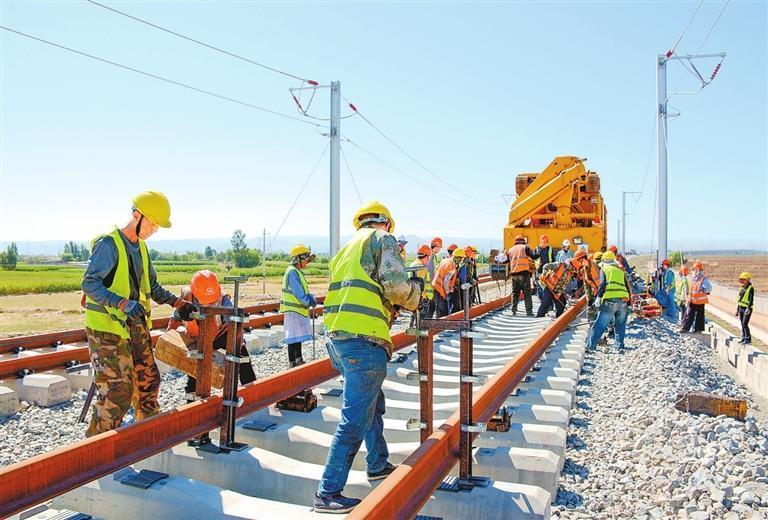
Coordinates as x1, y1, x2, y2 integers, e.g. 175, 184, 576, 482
588, 299, 628, 349
317, 337, 389, 496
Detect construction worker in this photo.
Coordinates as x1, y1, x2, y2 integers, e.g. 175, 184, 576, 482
656, 259, 677, 322
534, 235, 555, 301
608, 245, 633, 274
593, 251, 603, 265
279, 245, 318, 367
167, 270, 256, 403
410, 244, 434, 319
446, 243, 458, 259
507, 235, 535, 316
582, 253, 602, 320
81, 191, 195, 437
315, 201, 420, 513
675, 266, 691, 321
397, 235, 408, 262
423, 237, 443, 319
536, 250, 588, 318
464, 245, 480, 305
680, 261, 711, 333
586, 251, 632, 351
555, 239, 573, 262
433, 248, 463, 317
736, 272, 754, 344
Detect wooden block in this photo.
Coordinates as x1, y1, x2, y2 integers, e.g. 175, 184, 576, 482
674, 391, 747, 420
155, 330, 226, 389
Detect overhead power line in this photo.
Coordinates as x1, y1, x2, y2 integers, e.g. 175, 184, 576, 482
693, 0, 731, 54
0, 26, 322, 129
86, 0, 314, 83
667, 0, 704, 57
340, 144, 364, 205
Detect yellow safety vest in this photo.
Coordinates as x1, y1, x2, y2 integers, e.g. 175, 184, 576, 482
675, 275, 691, 304
279, 265, 310, 317
409, 259, 434, 300
324, 227, 392, 346
84, 228, 151, 339
738, 284, 754, 309
602, 264, 629, 300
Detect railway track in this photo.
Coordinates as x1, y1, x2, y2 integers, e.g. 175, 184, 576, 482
2, 288, 588, 520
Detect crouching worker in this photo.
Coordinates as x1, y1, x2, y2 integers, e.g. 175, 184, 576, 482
279, 245, 318, 367
586, 251, 631, 351
314, 201, 421, 514
167, 269, 256, 402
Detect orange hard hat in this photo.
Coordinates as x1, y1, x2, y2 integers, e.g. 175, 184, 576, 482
191, 269, 221, 305
680, 266, 690, 275
693, 261, 704, 270
540, 234, 549, 243
514, 234, 525, 244
661, 258, 671, 267
417, 244, 431, 256
608, 245, 618, 253
431, 237, 443, 248
447, 243, 458, 252
573, 248, 587, 260
464, 246, 476, 258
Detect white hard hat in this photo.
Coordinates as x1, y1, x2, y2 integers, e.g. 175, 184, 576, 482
397, 235, 408, 244
562, 239, 571, 247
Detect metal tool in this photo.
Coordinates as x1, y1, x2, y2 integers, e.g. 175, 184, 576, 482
78, 381, 96, 424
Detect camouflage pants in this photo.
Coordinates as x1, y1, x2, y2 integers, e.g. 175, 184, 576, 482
85, 322, 161, 437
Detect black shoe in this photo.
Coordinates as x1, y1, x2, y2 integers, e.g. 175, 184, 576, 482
367, 462, 397, 481
313, 493, 361, 514
744, 340, 752, 345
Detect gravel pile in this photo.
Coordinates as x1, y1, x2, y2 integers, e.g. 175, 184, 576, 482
555, 317, 768, 519
0, 283, 505, 467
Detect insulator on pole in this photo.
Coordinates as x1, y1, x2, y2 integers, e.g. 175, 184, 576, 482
710, 63, 722, 80
307, 80, 319, 86
665, 50, 673, 58
349, 103, 357, 112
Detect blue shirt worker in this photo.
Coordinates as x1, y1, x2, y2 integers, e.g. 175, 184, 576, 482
586, 251, 632, 351
555, 239, 574, 262
279, 245, 318, 367
81, 191, 194, 437
655, 259, 677, 321
314, 201, 420, 514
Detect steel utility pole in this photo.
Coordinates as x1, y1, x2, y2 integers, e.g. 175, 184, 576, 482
622, 191, 641, 253
329, 81, 341, 256
656, 52, 725, 264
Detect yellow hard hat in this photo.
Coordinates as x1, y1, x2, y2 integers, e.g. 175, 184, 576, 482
602, 251, 616, 261
738, 271, 752, 280
290, 245, 311, 258
453, 248, 466, 258
594, 251, 603, 261
352, 201, 395, 234
132, 191, 172, 228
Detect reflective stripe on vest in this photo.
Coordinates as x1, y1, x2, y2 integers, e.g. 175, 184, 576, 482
508, 244, 531, 274
85, 228, 151, 339
738, 284, 753, 308
690, 274, 709, 305
432, 257, 457, 298
324, 227, 392, 345
279, 265, 310, 317
602, 264, 629, 300
409, 259, 434, 300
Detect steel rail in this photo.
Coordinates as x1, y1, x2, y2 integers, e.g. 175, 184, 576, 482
348, 296, 587, 520
0, 290, 506, 518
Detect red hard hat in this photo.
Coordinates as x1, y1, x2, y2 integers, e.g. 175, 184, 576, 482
191, 269, 221, 305
693, 261, 704, 270
431, 237, 443, 248
448, 243, 458, 252
608, 245, 618, 253
514, 234, 525, 244
540, 234, 549, 243
573, 248, 587, 260
417, 244, 431, 256
661, 258, 671, 267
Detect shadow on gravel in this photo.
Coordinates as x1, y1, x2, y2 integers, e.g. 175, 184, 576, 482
578, 378, 592, 386
555, 486, 585, 509
576, 401, 592, 411
566, 433, 588, 450
563, 458, 590, 479
575, 389, 592, 398
569, 416, 590, 429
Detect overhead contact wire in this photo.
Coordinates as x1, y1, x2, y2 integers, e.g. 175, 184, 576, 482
0, 26, 322, 129
340, 144, 364, 205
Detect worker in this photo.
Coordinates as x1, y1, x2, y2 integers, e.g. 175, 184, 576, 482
507, 235, 535, 316
556, 239, 573, 262
433, 248, 464, 317
593, 251, 603, 265
736, 272, 754, 344
581, 253, 602, 320
533, 235, 554, 301
536, 250, 587, 318
167, 270, 256, 403
586, 251, 632, 351
608, 245, 633, 274
680, 261, 711, 333
410, 244, 434, 319
81, 191, 195, 437
446, 243, 458, 259
656, 259, 677, 321
279, 245, 318, 367
315, 201, 420, 513
464, 245, 480, 305
397, 235, 408, 262
675, 266, 691, 321
423, 237, 443, 319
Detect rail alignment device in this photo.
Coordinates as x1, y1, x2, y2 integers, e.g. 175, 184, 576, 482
0, 289, 505, 518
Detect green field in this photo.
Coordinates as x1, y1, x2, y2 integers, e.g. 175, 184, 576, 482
0, 261, 331, 296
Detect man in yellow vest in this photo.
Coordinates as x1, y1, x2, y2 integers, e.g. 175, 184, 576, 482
279, 245, 318, 367
81, 191, 194, 437
507, 235, 536, 316
315, 201, 420, 514
586, 251, 632, 351
675, 266, 691, 323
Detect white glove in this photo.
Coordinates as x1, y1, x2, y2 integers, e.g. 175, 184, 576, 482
594, 298, 601, 307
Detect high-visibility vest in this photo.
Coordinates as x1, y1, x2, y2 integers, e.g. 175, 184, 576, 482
324, 227, 392, 346
602, 264, 629, 300
582, 260, 600, 294
508, 244, 532, 274
432, 257, 457, 298
738, 284, 754, 309
540, 262, 568, 292
690, 274, 709, 305
279, 265, 310, 317
399, 248, 407, 262
84, 228, 151, 339
675, 275, 691, 304
409, 259, 434, 300
616, 254, 627, 272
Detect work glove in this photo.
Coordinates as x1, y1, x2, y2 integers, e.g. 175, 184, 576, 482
307, 294, 318, 308
174, 299, 197, 320
122, 300, 145, 320
412, 276, 425, 294
594, 298, 601, 308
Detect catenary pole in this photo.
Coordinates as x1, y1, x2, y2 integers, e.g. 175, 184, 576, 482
329, 81, 341, 256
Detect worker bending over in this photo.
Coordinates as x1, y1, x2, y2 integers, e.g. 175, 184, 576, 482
167, 270, 256, 402
736, 272, 754, 344
81, 191, 194, 437
586, 251, 632, 351
279, 245, 318, 367
507, 235, 536, 316
536, 249, 587, 318
680, 261, 711, 333
315, 201, 420, 514
582, 253, 602, 320
433, 248, 464, 317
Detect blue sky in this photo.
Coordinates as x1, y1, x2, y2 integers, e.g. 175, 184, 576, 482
1, 1, 766, 253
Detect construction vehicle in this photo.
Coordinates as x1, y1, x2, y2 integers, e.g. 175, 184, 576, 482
503, 156, 607, 254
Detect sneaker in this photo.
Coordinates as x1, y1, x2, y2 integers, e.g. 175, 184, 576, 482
313, 493, 361, 514
367, 462, 397, 481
